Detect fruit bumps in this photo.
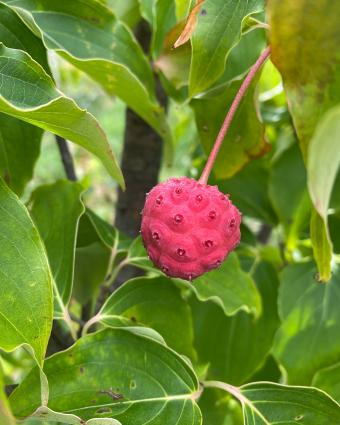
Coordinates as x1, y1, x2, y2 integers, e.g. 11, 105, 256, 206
141, 177, 241, 281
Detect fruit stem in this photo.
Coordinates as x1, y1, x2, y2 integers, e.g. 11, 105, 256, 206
198, 46, 271, 185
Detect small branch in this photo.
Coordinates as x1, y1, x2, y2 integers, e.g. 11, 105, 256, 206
257, 223, 272, 244
56, 135, 77, 181
199, 46, 271, 185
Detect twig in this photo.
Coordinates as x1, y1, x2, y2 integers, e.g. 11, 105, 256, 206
56, 135, 77, 181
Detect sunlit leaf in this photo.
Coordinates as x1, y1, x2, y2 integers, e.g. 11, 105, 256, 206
10, 329, 202, 425
4, 0, 173, 155
0, 43, 124, 187
268, 0, 340, 160
189, 0, 264, 96
0, 179, 53, 365
0, 1, 49, 194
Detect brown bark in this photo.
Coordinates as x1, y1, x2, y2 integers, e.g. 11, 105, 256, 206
114, 107, 164, 238
56, 136, 77, 181
114, 21, 167, 285
115, 20, 166, 239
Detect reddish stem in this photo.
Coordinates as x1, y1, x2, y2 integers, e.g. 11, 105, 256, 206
198, 46, 271, 185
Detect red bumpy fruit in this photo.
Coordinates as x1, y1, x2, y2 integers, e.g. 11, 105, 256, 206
140, 47, 271, 280
141, 177, 241, 280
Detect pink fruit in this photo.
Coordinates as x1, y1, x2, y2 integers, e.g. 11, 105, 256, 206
139, 48, 271, 281
141, 177, 241, 281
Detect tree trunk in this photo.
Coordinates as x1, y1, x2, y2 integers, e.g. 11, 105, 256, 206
115, 107, 164, 237
114, 20, 166, 283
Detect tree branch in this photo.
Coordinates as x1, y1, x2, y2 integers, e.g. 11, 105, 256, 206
56, 135, 77, 181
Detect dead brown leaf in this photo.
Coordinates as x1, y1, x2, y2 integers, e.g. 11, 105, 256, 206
174, 0, 205, 48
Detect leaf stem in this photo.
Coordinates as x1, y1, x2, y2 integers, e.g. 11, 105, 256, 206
81, 313, 102, 337
52, 280, 77, 341
203, 380, 269, 423
198, 46, 271, 185
204, 380, 247, 403
104, 259, 127, 288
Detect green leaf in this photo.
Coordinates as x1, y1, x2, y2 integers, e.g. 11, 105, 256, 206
76, 209, 118, 250
140, 0, 177, 59
106, 0, 141, 28
85, 209, 119, 250
199, 388, 243, 425
268, 142, 311, 253
175, 0, 190, 21
10, 328, 202, 425
307, 105, 340, 280
273, 262, 340, 384
30, 180, 85, 308
268, 0, 340, 279
192, 75, 268, 180
0, 115, 42, 195
0, 1, 49, 70
154, 21, 191, 92
329, 211, 340, 254
310, 209, 332, 282
183, 253, 261, 317
216, 159, 278, 224
206, 28, 266, 94
269, 143, 306, 227
5, 0, 173, 157
313, 361, 340, 404
0, 178, 53, 365
74, 210, 123, 306
0, 43, 124, 187
26, 406, 122, 425
0, 1, 49, 195
73, 242, 111, 306
190, 261, 279, 385
97, 276, 196, 359
0, 365, 15, 425
151, 0, 176, 59
138, 0, 153, 24
308, 105, 340, 219
330, 170, 340, 210
285, 191, 311, 254
240, 382, 340, 424
189, 0, 264, 96
249, 355, 281, 383
268, 0, 340, 160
